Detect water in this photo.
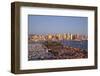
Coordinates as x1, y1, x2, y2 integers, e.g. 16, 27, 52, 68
29, 40, 88, 51
61, 40, 88, 50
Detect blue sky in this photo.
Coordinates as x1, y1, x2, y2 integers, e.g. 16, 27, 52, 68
28, 15, 88, 35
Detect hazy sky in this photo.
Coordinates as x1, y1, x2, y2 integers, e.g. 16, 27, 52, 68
28, 15, 88, 35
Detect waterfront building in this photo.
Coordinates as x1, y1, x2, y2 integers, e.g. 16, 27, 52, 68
28, 33, 87, 42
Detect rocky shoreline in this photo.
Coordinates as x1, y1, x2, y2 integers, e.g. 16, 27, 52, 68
28, 41, 87, 60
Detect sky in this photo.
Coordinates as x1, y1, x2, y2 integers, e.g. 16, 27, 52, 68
28, 15, 88, 35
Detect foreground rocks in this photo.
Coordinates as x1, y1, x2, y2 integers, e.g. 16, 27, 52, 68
28, 41, 87, 60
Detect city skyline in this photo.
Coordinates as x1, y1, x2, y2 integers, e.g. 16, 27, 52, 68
28, 15, 88, 36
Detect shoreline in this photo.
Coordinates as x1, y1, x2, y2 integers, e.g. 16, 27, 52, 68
28, 41, 88, 60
